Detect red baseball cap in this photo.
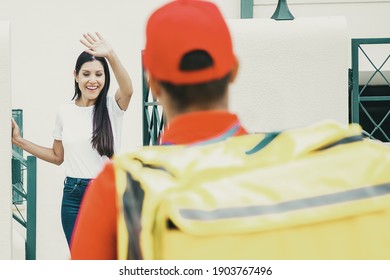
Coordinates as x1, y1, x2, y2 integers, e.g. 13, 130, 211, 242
143, 0, 236, 85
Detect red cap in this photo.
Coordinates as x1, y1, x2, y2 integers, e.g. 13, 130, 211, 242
143, 0, 236, 85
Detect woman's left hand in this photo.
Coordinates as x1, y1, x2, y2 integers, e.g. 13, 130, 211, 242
80, 32, 113, 58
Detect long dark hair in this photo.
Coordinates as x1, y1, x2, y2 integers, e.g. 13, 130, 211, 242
72, 51, 114, 158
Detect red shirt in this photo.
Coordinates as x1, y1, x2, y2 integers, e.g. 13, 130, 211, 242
70, 111, 247, 259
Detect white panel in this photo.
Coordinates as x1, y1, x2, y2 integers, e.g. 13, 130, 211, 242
228, 17, 348, 133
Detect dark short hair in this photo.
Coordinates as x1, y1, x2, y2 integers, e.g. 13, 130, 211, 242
158, 50, 231, 112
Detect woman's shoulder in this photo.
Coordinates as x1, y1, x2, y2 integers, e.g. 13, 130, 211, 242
57, 99, 76, 113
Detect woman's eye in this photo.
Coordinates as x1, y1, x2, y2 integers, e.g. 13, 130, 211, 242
96, 73, 103, 77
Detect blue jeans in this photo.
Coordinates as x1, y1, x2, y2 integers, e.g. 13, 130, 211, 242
61, 177, 91, 247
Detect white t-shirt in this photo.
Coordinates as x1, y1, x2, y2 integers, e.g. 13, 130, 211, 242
53, 95, 124, 179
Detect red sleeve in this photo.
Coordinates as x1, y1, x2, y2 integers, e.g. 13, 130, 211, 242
70, 162, 118, 260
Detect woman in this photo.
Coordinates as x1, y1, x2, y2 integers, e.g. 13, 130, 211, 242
11, 32, 133, 247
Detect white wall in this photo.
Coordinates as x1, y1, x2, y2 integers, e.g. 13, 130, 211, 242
0, 21, 12, 259
0, 0, 388, 259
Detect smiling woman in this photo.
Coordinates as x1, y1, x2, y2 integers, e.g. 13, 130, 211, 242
75, 59, 106, 106
11, 32, 134, 248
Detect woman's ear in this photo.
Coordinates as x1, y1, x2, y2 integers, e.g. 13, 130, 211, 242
74, 70, 78, 83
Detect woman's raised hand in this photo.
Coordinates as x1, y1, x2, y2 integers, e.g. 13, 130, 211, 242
80, 32, 113, 58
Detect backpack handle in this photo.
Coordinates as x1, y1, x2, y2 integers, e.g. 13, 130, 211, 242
245, 123, 363, 156
245, 132, 281, 155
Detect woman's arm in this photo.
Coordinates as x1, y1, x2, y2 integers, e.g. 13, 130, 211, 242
80, 32, 134, 110
12, 118, 64, 165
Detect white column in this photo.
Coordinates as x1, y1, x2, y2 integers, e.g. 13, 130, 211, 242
0, 21, 12, 259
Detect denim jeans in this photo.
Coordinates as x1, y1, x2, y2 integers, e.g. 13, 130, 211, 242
61, 177, 91, 247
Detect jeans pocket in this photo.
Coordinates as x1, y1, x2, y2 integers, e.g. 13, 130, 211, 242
64, 181, 78, 194
63, 177, 91, 195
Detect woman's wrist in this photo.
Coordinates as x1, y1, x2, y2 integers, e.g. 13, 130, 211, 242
105, 49, 117, 62
12, 136, 24, 148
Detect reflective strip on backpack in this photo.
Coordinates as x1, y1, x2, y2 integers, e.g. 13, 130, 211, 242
179, 182, 390, 221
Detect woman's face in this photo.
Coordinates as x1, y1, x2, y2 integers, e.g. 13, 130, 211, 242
75, 60, 105, 104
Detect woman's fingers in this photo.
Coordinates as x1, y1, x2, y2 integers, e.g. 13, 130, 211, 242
11, 118, 19, 139
11, 118, 17, 128
80, 32, 106, 56
87, 32, 99, 42
80, 38, 92, 49
83, 33, 95, 45
95, 32, 103, 41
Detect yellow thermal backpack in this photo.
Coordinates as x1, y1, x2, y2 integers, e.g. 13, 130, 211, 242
113, 121, 390, 259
